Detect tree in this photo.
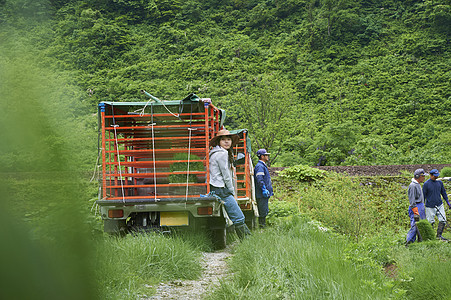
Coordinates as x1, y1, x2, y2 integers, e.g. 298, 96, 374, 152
225, 74, 298, 165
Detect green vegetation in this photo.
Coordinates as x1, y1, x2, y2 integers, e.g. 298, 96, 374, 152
210, 216, 405, 299
1, 1, 450, 299
169, 153, 204, 183
264, 169, 451, 299
211, 170, 451, 300
96, 232, 208, 298
275, 166, 409, 240
1, 0, 450, 167
416, 219, 436, 241
277, 164, 327, 182
441, 167, 451, 177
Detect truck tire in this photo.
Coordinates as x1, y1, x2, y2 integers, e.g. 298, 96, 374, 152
244, 211, 256, 230
211, 228, 227, 250
103, 219, 127, 235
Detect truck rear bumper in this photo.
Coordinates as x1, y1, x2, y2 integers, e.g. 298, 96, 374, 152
96, 196, 219, 206
96, 196, 223, 223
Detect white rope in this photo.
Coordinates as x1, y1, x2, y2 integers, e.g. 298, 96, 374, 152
112, 124, 126, 203
90, 148, 101, 183
185, 128, 197, 201
139, 98, 179, 118
161, 101, 180, 118
149, 121, 158, 201
140, 98, 152, 117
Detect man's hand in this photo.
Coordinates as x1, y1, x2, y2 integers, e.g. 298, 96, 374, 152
412, 207, 419, 215
262, 185, 270, 198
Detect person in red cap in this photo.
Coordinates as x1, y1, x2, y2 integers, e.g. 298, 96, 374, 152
423, 168, 450, 241
254, 149, 273, 228
209, 129, 251, 239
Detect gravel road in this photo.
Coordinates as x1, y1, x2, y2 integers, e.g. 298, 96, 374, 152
145, 248, 232, 299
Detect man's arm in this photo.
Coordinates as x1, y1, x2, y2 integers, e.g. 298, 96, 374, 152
422, 181, 429, 205
217, 152, 235, 195
408, 185, 417, 208
255, 163, 270, 197
441, 182, 450, 208
254, 163, 265, 188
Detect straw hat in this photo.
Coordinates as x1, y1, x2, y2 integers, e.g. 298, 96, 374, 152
209, 129, 239, 147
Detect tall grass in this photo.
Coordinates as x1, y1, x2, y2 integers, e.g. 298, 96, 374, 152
95, 232, 209, 299
395, 242, 451, 299
274, 173, 411, 241
265, 170, 451, 300
209, 216, 404, 299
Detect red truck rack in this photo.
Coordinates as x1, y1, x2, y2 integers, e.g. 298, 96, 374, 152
96, 93, 256, 248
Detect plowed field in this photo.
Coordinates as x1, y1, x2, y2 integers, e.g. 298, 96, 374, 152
270, 164, 451, 177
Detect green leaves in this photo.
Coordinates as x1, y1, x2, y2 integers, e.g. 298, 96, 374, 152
3, 0, 450, 167
277, 165, 327, 182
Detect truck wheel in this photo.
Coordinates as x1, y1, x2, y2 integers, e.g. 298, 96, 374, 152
103, 219, 127, 235
244, 211, 256, 230
211, 228, 227, 250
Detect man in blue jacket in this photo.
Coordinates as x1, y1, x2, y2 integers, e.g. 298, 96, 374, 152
423, 169, 450, 241
254, 149, 273, 228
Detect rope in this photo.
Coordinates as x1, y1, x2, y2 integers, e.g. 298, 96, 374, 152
185, 127, 197, 201
140, 95, 181, 120
91, 128, 102, 183
185, 102, 196, 201
90, 146, 101, 183
111, 105, 126, 203
150, 103, 158, 201
112, 124, 126, 203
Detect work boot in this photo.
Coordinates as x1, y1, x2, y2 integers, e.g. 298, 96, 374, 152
437, 222, 449, 241
235, 223, 251, 240
258, 217, 266, 229
417, 231, 423, 242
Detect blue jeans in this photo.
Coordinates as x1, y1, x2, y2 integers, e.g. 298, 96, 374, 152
406, 202, 426, 243
222, 194, 245, 225
256, 197, 269, 218
210, 185, 245, 225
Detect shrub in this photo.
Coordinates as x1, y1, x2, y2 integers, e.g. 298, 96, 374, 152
416, 219, 436, 241
440, 167, 451, 177
277, 164, 327, 182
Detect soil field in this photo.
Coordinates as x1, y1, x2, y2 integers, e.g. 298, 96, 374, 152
270, 164, 451, 177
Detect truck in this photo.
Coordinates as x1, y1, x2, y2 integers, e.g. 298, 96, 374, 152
96, 92, 257, 249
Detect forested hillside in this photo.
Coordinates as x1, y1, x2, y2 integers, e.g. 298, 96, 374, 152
1, 0, 450, 168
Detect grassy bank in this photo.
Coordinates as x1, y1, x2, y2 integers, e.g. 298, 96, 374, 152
245, 166, 451, 299
210, 216, 405, 299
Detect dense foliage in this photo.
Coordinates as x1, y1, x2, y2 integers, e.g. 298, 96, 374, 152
265, 169, 451, 299
1, 0, 450, 168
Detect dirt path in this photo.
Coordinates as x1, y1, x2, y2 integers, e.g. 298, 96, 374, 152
146, 248, 232, 299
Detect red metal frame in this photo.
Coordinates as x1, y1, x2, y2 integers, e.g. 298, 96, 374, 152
100, 101, 227, 201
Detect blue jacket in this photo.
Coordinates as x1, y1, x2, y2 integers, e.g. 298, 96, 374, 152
423, 179, 450, 208
254, 160, 273, 198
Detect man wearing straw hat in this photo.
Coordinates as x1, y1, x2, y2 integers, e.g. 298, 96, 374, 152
209, 129, 251, 239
